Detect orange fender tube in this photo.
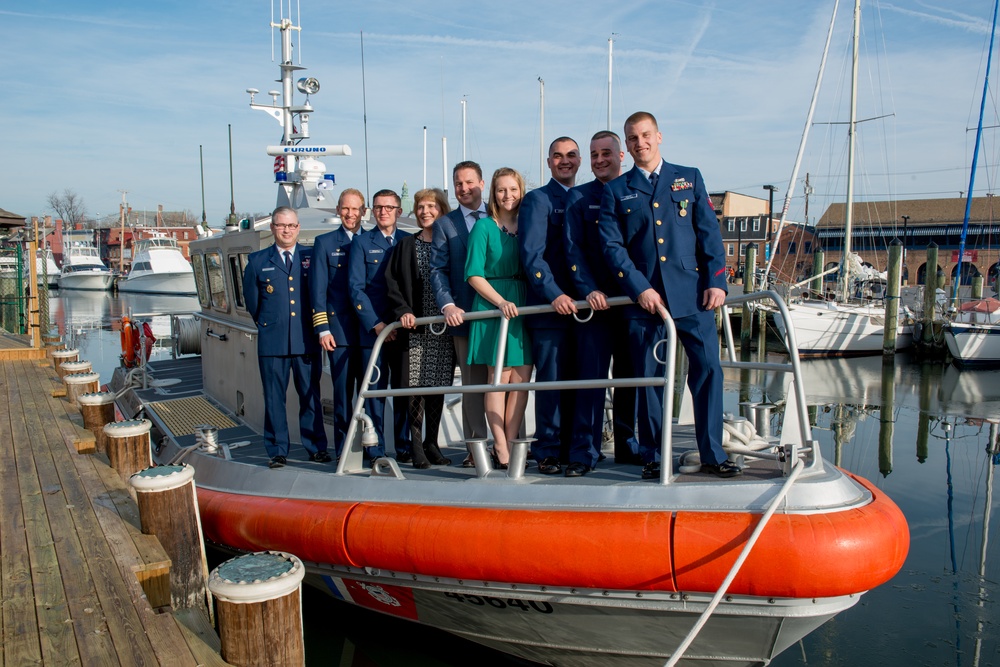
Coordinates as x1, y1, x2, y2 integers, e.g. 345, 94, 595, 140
344, 504, 676, 590
673, 474, 909, 598
198, 489, 357, 566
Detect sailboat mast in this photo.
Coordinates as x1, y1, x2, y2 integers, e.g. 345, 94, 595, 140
607, 36, 614, 130
839, 0, 861, 302
953, 0, 1000, 302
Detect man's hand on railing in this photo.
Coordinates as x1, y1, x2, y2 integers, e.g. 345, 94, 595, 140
318, 332, 337, 351
586, 290, 609, 311
399, 313, 417, 329
442, 304, 465, 327
703, 287, 726, 311
373, 321, 397, 341
552, 293, 578, 315
637, 288, 666, 315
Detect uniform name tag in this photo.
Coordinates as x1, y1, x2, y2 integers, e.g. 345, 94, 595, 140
262, 266, 275, 272
369, 249, 383, 254
620, 193, 638, 201
588, 205, 600, 209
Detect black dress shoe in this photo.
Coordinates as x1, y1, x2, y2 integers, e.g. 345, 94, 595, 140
395, 451, 413, 463
268, 456, 287, 469
309, 451, 333, 463
538, 456, 562, 475
565, 462, 590, 477
641, 461, 660, 480
701, 461, 743, 478
461, 454, 475, 468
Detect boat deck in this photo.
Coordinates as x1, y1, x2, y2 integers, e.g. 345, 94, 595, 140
124, 356, 787, 484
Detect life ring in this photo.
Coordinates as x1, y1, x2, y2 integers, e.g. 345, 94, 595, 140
120, 317, 141, 368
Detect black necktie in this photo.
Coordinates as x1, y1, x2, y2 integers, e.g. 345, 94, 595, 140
283, 250, 292, 271
649, 172, 658, 190
386, 235, 394, 246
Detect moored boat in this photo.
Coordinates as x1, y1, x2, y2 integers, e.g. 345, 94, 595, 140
109, 7, 909, 666
57, 233, 113, 291
118, 232, 196, 295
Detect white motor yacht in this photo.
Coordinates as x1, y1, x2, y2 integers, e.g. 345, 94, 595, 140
118, 233, 196, 295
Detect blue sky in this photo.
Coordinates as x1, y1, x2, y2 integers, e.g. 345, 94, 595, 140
2, 1, 999, 228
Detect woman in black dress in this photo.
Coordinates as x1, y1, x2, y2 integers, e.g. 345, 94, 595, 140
386, 188, 456, 468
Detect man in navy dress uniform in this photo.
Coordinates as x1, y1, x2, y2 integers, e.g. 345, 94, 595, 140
518, 136, 583, 475
243, 206, 330, 468
310, 188, 366, 458
348, 189, 412, 461
430, 161, 490, 465
564, 130, 640, 472
598, 111, 740, 480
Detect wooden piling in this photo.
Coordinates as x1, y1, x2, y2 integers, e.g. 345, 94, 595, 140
51, 348, 80, 377
63, 371, 100, 408
208, 551, 306, 667
811, 248, 825, 296
59, 359, 93, 379
130, 464, 211, 616
78, 391, 117, 455
103, 419, 153, 487
741, 243, 757, 349
921, 243, 939, 346
883, 239, 902, 355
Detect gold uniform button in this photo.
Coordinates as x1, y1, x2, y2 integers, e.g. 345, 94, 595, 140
290, 287, 295, 292
288, 276, 293, 281
618, 271, 624, 278
653, 202, 660, 208
656, 220, 662, 225
626, 208, 631, 213
291, 312, 296, 317
357, 305, 362, 310
535, 272, 542, 278
571, 265, 577, 271
660, 256, 666, 262
337, 263, 342, 268
290, 300, 296, 305
657, 238, 664, 244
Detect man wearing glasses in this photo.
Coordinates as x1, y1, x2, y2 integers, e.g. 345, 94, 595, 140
348, 189, 412, 463
243, 206, 331, 469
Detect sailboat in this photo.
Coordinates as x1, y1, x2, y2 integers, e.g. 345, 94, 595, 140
770, 0, 913, 357
943, 0, 1000, 367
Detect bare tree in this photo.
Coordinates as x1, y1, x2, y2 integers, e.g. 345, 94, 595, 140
46, 189, 86, 225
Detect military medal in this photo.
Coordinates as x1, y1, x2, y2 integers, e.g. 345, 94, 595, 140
266, 285, 274, 293
679, 200, 689, 217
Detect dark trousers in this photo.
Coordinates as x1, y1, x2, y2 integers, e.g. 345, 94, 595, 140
326, 345, 363, 457
572, 311, 637, 467
359, 339, 411, 458
529, 326, 574, 462
629, 309, 726, 466
258, 353, 328, 459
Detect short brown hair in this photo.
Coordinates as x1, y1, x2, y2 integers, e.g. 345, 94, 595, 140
624, 111, 658, 133
337, 188, 365, 208
412, 188, 450, 217
371, 189, 401, 206
452, 160, 483, 181
548, 136, 578, 156
591, 130, 621, 152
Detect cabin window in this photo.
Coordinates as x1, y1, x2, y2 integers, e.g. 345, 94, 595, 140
205, 252, 229, 311
229, 254, 246, 310
191, 254, 211, 307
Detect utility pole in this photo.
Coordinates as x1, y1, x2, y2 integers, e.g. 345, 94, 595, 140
118, 190, 129, 275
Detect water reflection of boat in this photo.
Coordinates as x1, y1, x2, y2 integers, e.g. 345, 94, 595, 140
109, 8, 909, 667
118, 233, 196, 295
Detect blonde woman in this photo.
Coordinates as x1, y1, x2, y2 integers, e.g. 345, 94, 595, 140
464, 168, 533, 468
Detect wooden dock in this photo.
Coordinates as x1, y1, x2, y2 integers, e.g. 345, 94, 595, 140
0, 352, 230, 665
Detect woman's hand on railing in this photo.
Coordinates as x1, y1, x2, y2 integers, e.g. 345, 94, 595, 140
498, 300, 519, 320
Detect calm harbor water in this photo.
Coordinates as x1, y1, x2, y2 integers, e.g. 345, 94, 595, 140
52, 291, 999, 666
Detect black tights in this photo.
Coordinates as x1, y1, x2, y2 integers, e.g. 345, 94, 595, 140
408, 394, 444, 446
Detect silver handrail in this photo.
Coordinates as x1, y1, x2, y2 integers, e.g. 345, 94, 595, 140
336, 291, 818, 475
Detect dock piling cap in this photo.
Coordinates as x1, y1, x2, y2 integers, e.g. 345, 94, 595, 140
129, 463, 195, 492
78, 391, 116, 406
209, 551, 305, 603
51, 348, 80, 359
103, 418, 153, 437
60, 360, 93, 373
64, 371, 101, 384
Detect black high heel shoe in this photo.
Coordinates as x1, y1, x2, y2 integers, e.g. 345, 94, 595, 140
424, 441, 452, 466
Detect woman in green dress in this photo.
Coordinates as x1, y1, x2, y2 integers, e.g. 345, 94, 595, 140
465, 167, 533, 468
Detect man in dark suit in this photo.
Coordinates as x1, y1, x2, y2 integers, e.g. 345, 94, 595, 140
564, 130, 640, 472
310, 188, 366, 458
599, 111, 739, 480
518, 137, 582, 475
242, 206, 330, 468
430, 161, 489, 465
348, 189, 412, 462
